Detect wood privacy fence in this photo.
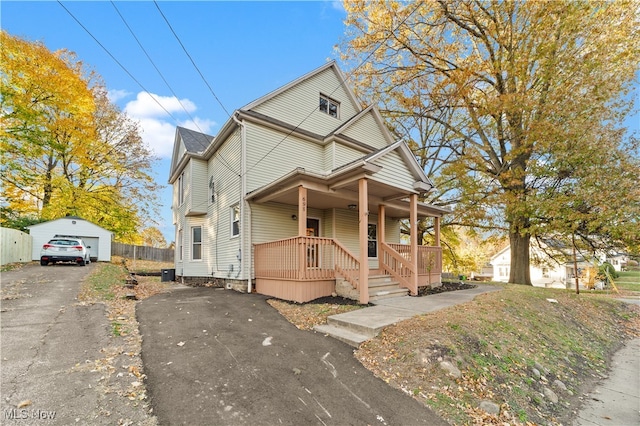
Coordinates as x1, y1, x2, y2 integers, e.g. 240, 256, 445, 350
111, 242, 174, 263
1, 227, 32, 265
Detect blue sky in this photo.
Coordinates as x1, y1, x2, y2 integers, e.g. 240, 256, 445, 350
2, 1, 348, 243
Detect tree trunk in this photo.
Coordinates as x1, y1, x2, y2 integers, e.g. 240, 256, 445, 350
509, 230, 531, 285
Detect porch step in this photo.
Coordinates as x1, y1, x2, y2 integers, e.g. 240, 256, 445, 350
314, 324, 370, 347
368, 275, 408, 302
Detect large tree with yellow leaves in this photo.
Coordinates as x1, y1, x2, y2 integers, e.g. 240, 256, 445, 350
1, 31, 160, 241
341, 0, 640, 284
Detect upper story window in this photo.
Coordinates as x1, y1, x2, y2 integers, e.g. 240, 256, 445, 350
319, 94, 339, 118
231, 204, 240, 237
178, 172, 185, 205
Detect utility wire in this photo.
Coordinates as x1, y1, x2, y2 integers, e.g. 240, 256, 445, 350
153, 0, 232, 119
244, 0, 425, 174
57, 1, 180, 124
185, 1, 426, 211
110, 1, 200, 131
110, 1, 237, 176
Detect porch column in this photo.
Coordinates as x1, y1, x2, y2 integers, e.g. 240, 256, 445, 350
378, 205, 386, 245
359, 178, 369, 304
434, 216, 441, 246
298, 186, 307, 279
410, 193, 418, 295
297, 186, 307, 237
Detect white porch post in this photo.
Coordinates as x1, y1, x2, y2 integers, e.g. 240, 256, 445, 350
410, 193, 418, 295
434, 216, 441, 247
359, 178, 369, 304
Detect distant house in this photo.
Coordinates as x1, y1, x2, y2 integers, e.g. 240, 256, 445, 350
598, 251, 629, 272
169, 62, 449, 304
26, 216, 113, 262
490, 240, 591, 288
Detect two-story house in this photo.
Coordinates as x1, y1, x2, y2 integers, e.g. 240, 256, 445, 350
169, 62, 448, 304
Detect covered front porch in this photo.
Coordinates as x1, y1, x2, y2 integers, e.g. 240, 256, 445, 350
250, 161, 448, 304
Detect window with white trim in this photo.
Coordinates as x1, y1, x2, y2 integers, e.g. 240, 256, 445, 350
368, 224, 377, 258
231, 204, 240, 237
178, 229, 183, 261
191, 226, 202, 260
319, 94, 339, 118
178, 172, 185, 205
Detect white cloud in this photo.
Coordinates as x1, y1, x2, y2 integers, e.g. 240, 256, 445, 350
107, 88, 131, 103
124, 92, 197, 119
123, 92, 216, 159
331, 1, 345, 12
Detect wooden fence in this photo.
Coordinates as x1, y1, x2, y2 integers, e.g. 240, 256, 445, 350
1, 227, 33, 265
111, 242, 174, 263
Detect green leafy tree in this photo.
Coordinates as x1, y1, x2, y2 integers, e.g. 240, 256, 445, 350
1, 31, 160, 239
341, 0, 640, 284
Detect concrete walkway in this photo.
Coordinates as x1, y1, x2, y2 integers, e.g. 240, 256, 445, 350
315, 284, 502, 346
573, 338, 640, 426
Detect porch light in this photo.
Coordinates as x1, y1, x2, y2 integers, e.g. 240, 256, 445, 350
348, 204, 357, 210
291, 214, 297, 220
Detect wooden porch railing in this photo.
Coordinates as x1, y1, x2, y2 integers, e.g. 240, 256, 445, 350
380, 242, 416, 292
388, 244, 443, 276
254, 236, 360, 286
382, 243, 443, 293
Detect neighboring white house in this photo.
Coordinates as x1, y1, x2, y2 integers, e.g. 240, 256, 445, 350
169, 61, 449, 303
598, 251, 629, 272
490, 241, 592, 289
27, 216, 113, 262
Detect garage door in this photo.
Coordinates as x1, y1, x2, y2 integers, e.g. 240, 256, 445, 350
82, 237, 100, 261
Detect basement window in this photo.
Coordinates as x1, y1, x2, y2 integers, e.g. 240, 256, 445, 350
319, 94, 339, 118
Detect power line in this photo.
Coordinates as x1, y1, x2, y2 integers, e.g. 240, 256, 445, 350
57, 1, 181, 124
110, 1, 237, 176
153, 0, 232, 119
110, 1, 200, 131
244, 0, 425, 175
196, 1, 426, 207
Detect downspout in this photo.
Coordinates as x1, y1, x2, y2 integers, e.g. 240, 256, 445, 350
232, 113, 252, 294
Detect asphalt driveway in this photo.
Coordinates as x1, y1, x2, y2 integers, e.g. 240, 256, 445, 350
1, 262, 153, 425
137, 286, 448, 425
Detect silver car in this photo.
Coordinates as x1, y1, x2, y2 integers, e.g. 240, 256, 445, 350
40, 236, 91, 266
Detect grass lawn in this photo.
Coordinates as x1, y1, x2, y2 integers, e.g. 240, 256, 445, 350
616, 270, 640, 292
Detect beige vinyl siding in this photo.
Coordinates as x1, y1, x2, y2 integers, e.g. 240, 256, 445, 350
340, 112, 389, 150
333, 209, 360, 256
207, 129, 243, 278
370, 150, 417, 193
251, 203, 327, 243
251, 203, 300, 243
176, 141, 186, 165
188, 159, 208, 215
183, 217, 209, 277
245, 123, 324, 192
251, 67, 359, 137
332, 143, 367, 171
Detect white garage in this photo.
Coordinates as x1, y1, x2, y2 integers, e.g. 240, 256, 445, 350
27, 216, 113, 262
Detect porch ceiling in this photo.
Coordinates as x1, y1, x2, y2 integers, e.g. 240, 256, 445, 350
246, 168, 449, 218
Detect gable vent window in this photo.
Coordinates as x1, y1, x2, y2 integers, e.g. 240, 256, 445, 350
319, 94, 339, 118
